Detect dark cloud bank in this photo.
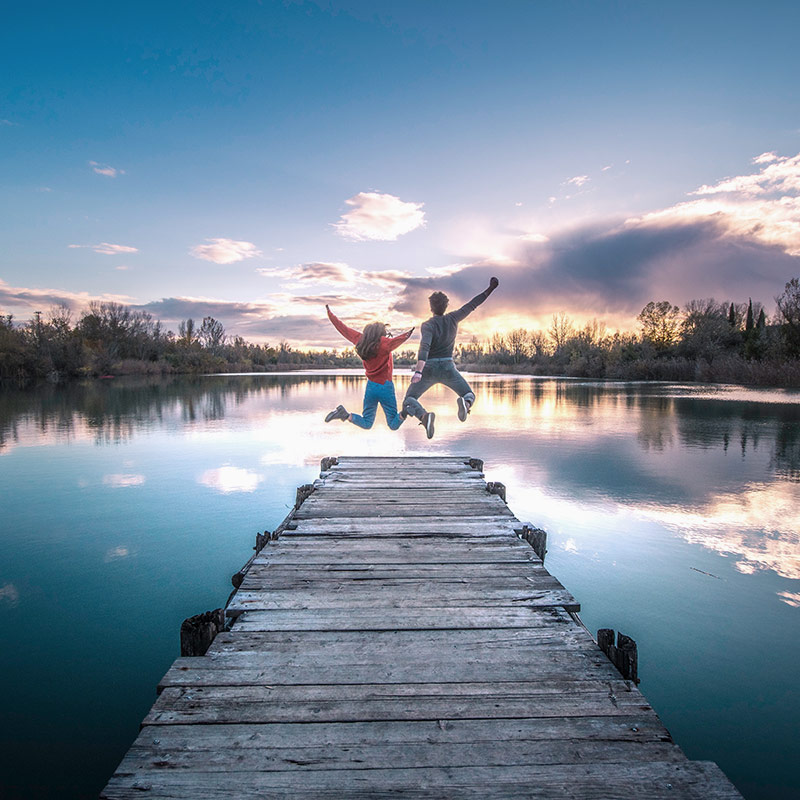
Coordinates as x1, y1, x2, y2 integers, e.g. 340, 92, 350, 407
394, 218, 800, 320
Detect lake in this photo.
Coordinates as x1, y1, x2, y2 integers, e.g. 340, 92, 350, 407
1, 372, 798, 799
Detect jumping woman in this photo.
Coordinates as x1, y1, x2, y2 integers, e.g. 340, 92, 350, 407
323, 305, 414, 430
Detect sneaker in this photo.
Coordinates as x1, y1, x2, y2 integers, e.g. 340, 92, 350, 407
420, 411, 435, 439
325, 404, 349, 423
457, 396, 471, 422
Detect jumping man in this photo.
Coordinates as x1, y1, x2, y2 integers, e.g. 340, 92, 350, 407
403, 276, 499, 439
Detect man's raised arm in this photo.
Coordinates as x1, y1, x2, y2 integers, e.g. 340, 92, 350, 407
449, 277, 500, 323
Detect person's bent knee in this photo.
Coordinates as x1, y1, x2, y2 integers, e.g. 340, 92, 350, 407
388, 418, 403, 431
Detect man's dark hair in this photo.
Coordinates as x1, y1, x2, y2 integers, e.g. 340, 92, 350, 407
429, 291, 449, 315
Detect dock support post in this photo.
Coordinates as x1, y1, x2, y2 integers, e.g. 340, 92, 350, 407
486, 481, 507, 502
320, 456, 339, 472
598, 628, 640, 684
295, 483, 315, 506
465, 458, 484, 472
180, 608, 225, 657
518, 523, 548, 561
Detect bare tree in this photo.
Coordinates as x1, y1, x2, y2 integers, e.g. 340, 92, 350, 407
529, 330, 548, 356
548, 312, 573, 351
506, 328, 529, 363
198, 316, 226, 351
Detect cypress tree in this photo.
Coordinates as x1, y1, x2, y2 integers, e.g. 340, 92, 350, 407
746, 298, 754, 332
756, 308, 766, 329
728, 302, 736, 327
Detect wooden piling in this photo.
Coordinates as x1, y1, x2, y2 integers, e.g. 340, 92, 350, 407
179, 608, 225, 657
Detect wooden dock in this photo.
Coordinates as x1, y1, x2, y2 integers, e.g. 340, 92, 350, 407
102, 456, 742, 798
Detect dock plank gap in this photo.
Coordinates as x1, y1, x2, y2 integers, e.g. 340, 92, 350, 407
102, 456, 742, 799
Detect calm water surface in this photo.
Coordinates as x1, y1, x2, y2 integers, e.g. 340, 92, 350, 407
1, 372, 798, 799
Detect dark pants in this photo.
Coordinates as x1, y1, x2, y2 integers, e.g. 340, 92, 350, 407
403, 358, 475, 420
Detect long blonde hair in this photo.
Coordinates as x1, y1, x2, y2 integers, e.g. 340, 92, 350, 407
355, 322, 386, 360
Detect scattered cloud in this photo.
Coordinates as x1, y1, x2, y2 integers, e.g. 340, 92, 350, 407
333, 191, 425, 241
89, 161, 124, 177
638, 152, 800, 256
36, 186, 53, 192
103, 473, 146, 488
690, 151, 800, 198
566, 175, 590, 187
198, 466, 263, 494
778, 590, 800, 608
601, 165, 613, 172
0, 278, 134, 315
1, 119, 17, 127
0, 583, 20, 606
69, 242, 138, 255
141, 296, 276, 322
259, 262, 412, 289
190, 238, 262, 264
115, 265, 130, 271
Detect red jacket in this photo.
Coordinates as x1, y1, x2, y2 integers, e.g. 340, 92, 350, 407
327, 307, 413, 384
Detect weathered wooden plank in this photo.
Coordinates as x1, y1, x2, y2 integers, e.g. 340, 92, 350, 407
294, 505, 514, 519
120, 713, 675, 754
209, 627, 592, 653
226, 586, 579, 613
231, 606, 570, 631
240, 564, 552, 583
120, 724, 682, 771
147, 680, 652, 725
253, 540, 537, 564
157, 651, 614, 687
102, 761, 743, 799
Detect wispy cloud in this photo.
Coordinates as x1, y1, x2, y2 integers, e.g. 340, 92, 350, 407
69, 242, 139, 255
690, 151, 800, 198
259, 261, 412, 289
141, 296, 276, 322
778, 590, 800, 608
333, 191, 426, 241
190, 238, 262, 264
0, 279, 134, 315
0, 119, 18, 127
638, 151, 800, 255
89, 160, 124, 177
566, 175, 590, 187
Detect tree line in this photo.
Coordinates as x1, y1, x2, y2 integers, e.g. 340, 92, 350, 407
455, 278, 800, 386
2, 277, 800, 386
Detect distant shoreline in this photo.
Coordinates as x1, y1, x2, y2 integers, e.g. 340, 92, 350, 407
5, 357, 800, 390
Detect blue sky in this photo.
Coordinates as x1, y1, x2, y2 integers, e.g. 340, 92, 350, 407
2, 0, 800, 345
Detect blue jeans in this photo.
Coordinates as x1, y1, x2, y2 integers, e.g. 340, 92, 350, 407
403, 358, 475, 420
350, 379, 405, 430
